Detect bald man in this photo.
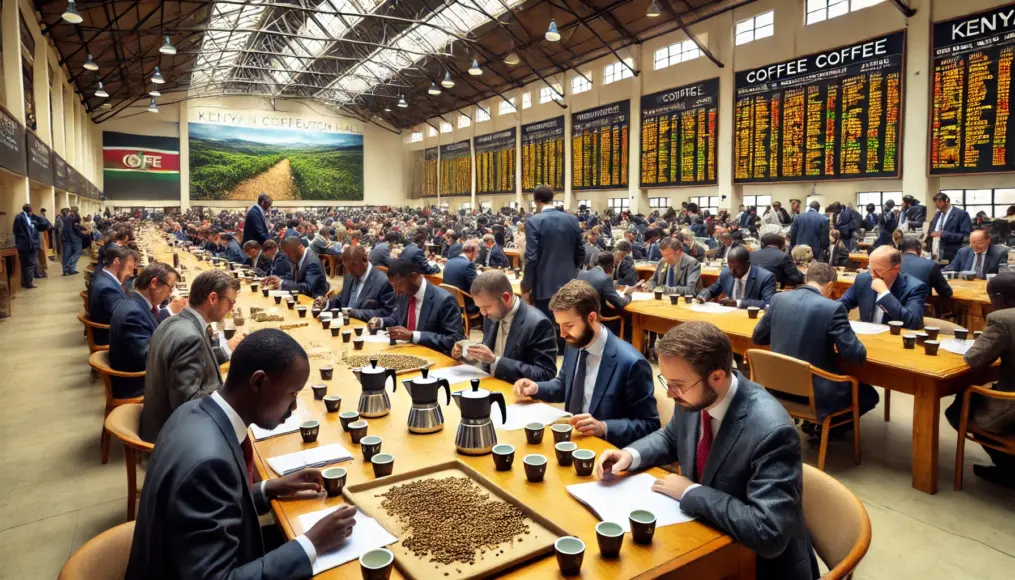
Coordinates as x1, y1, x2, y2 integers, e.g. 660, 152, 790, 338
328, 245, 395, 320
945, 230, 1009, 279
838, 246, 929, 329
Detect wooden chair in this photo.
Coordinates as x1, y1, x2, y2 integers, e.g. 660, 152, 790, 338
600, 306, 626, 340
953, 384, 1015, 490
80, 290, 89, 313
77, 312, 109, 354
58, 521, 135, 580
747, 349, 861, 471
89, 350, 145, 464
440, 283, 482, 336
802, 464, 872, 579
104, 404, 153, 520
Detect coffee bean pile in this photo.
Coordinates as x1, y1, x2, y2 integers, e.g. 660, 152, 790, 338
345, 354, 429, 372
279, 322, 309, 331
252, 312, 285, 322
378, 476, 529, 565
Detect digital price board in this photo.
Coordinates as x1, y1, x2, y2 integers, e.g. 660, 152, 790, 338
641, 79, 719, 187
572, 100, 630, 190
521, 116, 564, 192
438, 141, 471, 197
474, 128, 516, 194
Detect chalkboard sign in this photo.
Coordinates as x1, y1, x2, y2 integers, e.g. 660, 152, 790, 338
0, 105, 27, 176
423, 147, 438, 197
930, 4, 1015, 175
474, 128, 516, 194
26, 131, 54, 186
521, 116, 565, 192
572, 101, 630, 191
67, 166, 77, 194
438, 140, 471, 197
53, 153, 69, 191
641, 79, 720, 187
734, 31, 905, 183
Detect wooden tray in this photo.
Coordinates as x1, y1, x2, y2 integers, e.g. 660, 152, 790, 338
342, 352, 435, 376
343, 460, 568, 580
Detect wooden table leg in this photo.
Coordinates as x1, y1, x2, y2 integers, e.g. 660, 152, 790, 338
967, 302, 985, 332
911, 384, 942, 494
632, 314, 645, 353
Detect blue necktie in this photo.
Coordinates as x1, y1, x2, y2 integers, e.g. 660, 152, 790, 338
667, 264, 675, 288
567, 350, 589, 414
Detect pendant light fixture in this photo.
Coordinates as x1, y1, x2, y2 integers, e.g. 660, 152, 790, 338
147, 97, 159, 113
397, 94, 408, 108
62, 1, 83, 24
94, 82, 108, 98
504, 50, 520, 66
545, 19, 561, 42
440, 70, 455, 89
83, 54, 98, 71
149, 87, 161, 97
428, 82, 441, 96
468, 58, 482, 76
151, 66, 165, 84
646, 0, 662, 18
384, 106, 392, 112
159, 35, 177, 55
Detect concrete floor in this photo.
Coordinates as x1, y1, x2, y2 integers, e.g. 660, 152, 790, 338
0, 259, 1013, 579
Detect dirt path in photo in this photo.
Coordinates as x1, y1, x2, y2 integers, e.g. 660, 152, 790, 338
226, 158, 297, 200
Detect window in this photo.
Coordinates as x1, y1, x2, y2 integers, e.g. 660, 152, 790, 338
539, 84, 564, 104
649, 197, 670, 209
553, 200, 565, 209
428, 126, 438, 137
689, 196, 720, 215
440, 121, 452, 133
735, 10, 774, 46
577, 199, 591, 210
654, 38, 705, 70
508, 201, 519, 209
939, 189, 1015, 219
521, 92, 532, 109
603, 60, 634, 85
571, 72, 592, 94
410, 131, 423, 143
806, 0, 884, 25
856, 191, 902, 210
457, 114, 471, 129
742, 195, 772, 209
460, 202, 473, 211
499, 97, 516, 115
476, 106, 491, 122
480, 201, 492, 211
608, 198, 631, 210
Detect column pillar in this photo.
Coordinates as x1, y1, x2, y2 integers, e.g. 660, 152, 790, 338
179, 99, 191, 209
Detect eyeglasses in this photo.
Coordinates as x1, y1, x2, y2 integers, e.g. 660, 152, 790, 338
867, 265, 893, 280
657, 374, 705, 397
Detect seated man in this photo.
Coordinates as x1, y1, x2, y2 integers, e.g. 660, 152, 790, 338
752, 263, 879, 419
89, 244, 139, 345
451, 271, 557, 383
642, 237, 701, 295
369, 231, 399, 267
513, 280, 659, 448
265, 236, 329, 300
218, 233, 247, 265
751, 233, 804, 288
578, 252, 633, 312
262, 239, 292, 280
479, 233, 510, 268
899, 237, 952, 300
442, 231, 463, 259
367, 259, 463, 355
945, 229, 1008, 279
582, 231, 602, 269
595, 322, 819, 580
644, 229, 663, 262
613, 240, 638, 286
328, 245, 394, 321
243, 240, 271, 275
714, 231, 737, 260
696, 246, 777, 309
443, 240, 479, 315
310, 227, 343, 257
127, 329, 357, 580
401, 229, 441, 274
839, 246, 928, 329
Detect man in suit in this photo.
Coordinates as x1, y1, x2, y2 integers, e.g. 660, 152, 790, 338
109, 263, 185, 399
839, 246, 929, 329
310, 227, 343, 257
873, 200, 899, 250
899, 194, 927, 232
863, 203, 879, 232
582, 231, 602, 269
218, 233, 247, 265
442, 231, 463, 259
642, 237, 701, 294
243, 240, 272, 275
262, 239, 292, 280
369, 232, 399, 267
945, 229, 1008, 278
401, 229, 441, 274
140, 270, 243, 443
751, 233, 804, 288
13, 204, 39, 289
752, 263, 879, 419
644, 229, 663, 262
61, 206, 86, 275
126, 329, 357, 580
367, 258, 463, 355
613, 240, 638, 286
789, 200, 829, 258
928, 191, 973, 262
714, 231, 737, 260
513, 280, 659, 448
452, 271, 557, 383
443, 240, 480, 315
242, 192, 272, 245
625, 230, 646, 260
831, 202, 861, 251
578, 252, 633, 312
265, 236, 329, 300
327, 245, 394, 321
89, 244, 139, 345
595, 322, 818, 580
478, 233, 510, 268
697, 246, 777, 309
899, 237, 953, 300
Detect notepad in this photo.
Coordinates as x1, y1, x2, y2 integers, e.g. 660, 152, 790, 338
848, 321, 891, 335
427, 364, 491, 385
250, 414, 302, 441
566, 473, 696, 532
296, 509, 398, 575
690, 303, 737, 314
269, 290, 292, 297
492, 402, 570, 431
266, 443, 354, 476
940, 338, 973, 356
629, 292, 655, 301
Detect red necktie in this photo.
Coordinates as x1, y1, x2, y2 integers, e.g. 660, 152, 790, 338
407, 296, 417, 331
695, 411, 713, 483
240, 437, 254, 486
152, 305, 160, 320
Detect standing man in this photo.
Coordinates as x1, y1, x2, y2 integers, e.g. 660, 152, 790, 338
898, 195, 927, 232
873, 200, 899, 250
62, 206, 86, 275
945, 229, 1008, 278
751, 234, 804, 288
368, 259, 464, 355
928, 192, 972, 262
838, 246, 929, 329
327, 245, 395, 321
89, 244, 139, 345
789, 200, 830, 259
13, 204, 39, 289
242, 192, 272, 245
33, 208, 52, 278
832, 202, 861, 252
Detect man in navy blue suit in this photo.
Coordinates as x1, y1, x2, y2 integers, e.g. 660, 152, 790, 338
242, 193, 272, 245
262, 239, 292, 280
265, 236, 329, 301
899, 237, 953, 300
243, 240, 272, 275
367, 259, 463, 355
401, 229, 440, 274
442, 231, 463, 259
89, 244, 140, 345
369, 232, 399, 267
696, 246, 777, 309
899, 195, 927, 232
945, 229, 1008, 278
928, 192, 972, 262
443, 240, 479, 315
13, 204, 39, 289
789, 200, 830, 258
514, 280, 659, 449
327, 245, 395, 321
478, 234, 510, 268
831, 202, 861, 251
839, 246, 928, 329
62, 206, 87, 275
218, 233, 247, 265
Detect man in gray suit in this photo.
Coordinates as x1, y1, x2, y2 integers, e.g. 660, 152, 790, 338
140, 270, 244, 443
578, 252, 633, 312
327, 245, 395, 321
595, 322, 818, 580
582, 231, 602, 269
640, 236, 701, 294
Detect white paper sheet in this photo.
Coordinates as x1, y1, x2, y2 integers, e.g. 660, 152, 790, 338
566, 473, 696, 532
492, 402, 571, 431
296, 509, 398, 575
848, 321, 891, 335
940, 338, 974, 356
689, 303, 738, 314
360, 333, 391, 343
266, 443, 354, 476
426, 364, 491, 385
269, 290, 292, 297
629, 292, 655, 301
250, 413, 302, 441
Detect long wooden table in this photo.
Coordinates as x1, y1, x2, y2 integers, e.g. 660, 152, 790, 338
626, 299, 997, 495
159, 241, 755, 580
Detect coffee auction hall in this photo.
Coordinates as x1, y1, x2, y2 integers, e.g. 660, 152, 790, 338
3, 1, 1015, 579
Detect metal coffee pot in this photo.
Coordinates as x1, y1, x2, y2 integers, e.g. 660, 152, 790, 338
451, 379, 506, 455
357, 358, 397, 418
402, 368, 451, 434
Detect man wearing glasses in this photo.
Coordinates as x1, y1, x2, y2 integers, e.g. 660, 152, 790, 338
838, 245, 928, 329
140, 270, 246, 443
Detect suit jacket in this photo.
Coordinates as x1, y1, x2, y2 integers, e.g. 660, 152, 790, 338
109, 293, 166, 399
13, 212, 38, 251
251, 251, 272, 277
864, 212, 879, 231
401, 242, 440, 274
329, 265, 395, 320
944, 244, 1008, 277
577, 267, 630, 311
752, 286, 867, 418
873, 211, 898, 250
140, 309, 224, 443
222, 240, 247, 264
583, 242, 602, 269
929, 207, 973, 261
900, 204, 927, 230
381, 282, 464, 355
480, 300, 557, 383
751, 247, 803, 288
442, 255, 478, 312
368, 242, 392, 267
715, 243, 736, 261
281, 251, 329, 298
789, 211, 829, 257
627, 374, 818, 580
532, 330, 659, 448
522, 209, 584, 300
646, 253, 702, 294
953, 309, 1015, 433
614, 254, 638, 286
89, 269, 128, 345
836, 207, 859, 241
630, 241, 647, 260
838, 271, 928, 330
242, 204, 270, 245
702, 266, 777, 309
478, 244, 510, 269
645, 242, 662, 262
126, 397, 312, 580
824, 243, 850, 268
269, 252, 292, 280
444, 242, 463, 259
902, 253, 953, 299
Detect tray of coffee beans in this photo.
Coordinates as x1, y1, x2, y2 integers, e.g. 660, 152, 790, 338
343, 353, 433, 375
343, 460, 568, 579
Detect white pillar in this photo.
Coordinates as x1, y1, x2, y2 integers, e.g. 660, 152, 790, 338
180, 99, 191, 209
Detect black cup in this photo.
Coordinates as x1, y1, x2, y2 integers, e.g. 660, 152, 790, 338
300, 420, 320, 443
572, 449, 595, 477
321, 318, 332, 330
371, 453, 394, 477
274, 295, 282, 305
297, 306, 307, 318
654, 290, 663, 300
523, 454, 547, 482
889, 321, 903, 335
311, 308, 322, 319
330, 308, 341, 319
924, 340, 940, 356
311, 383, 327, 400
331, 326, 341, 337
360, 435, 383, 462
342, 331, 352, 343
348, 420, 368, 443
630, 510, 656, 544
924, 327, 940, 341
492, 444, 515, 471
915, 332, 929, 346
324, 395, 342, 413
551, 423, 573, 443
554, 537, 586, 576
321, 467, 347, 498
902, 334, 916, 349
320, 367, 334, 381
555, 441, 577, 466
596, 522, 624, 558
251, 283, 260, 293
683, 294, 693, 304
747, 307, 760, 319
359, 548, 394, 580
262, 287, 270, 297
224, 327, 236, 340
954, 328, 969, 340
389, 336, 397, 346
668, 294, 679, 305
353, 339, 365, 350
524, 422, 545, 444
354, 327, 365, 337
339, 411, 359, 432
286, 299, 296, 310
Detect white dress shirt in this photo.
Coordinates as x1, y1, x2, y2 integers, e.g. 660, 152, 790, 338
351, 262, 373, 307
732, 266, 751, 307
932, 207, 953, 258
381, 278, 427, 344
490, 296, 522, 376
210, 392, 318, 564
